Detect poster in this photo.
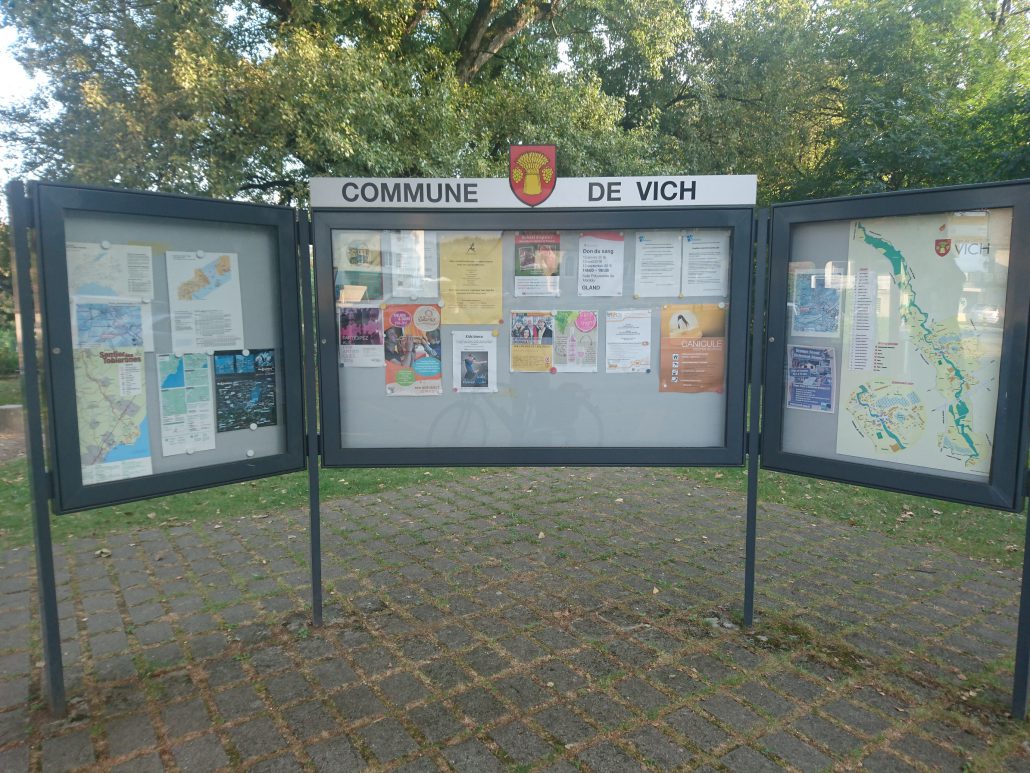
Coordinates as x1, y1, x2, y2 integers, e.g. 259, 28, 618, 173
213, 349, 278, 432
553, 310, 598, 372
439, 232, 504, 324
633, 230, 681, 297
387, 230, 439, 300
790, 269, 841, 337
333, 230, 384, 302
157, 353, 217, 455
66, 241, 154, 300
452, 330, 497, 393
605, 309, 651, 373
384, 304, 443, 396
510, 311, 554, 372
787, 345, 835, 412
72, 297, 155, 351
166, 251, 245, 351
338, 304, 384, 367
659, 304, 726, 393
74, 348, 153, 484
682, 229, 730, 297
835, 211, 1011, 476
514, 231, 562, 297
578, 232, 624, 296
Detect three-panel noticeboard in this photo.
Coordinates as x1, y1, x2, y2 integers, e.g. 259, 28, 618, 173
9, 176, 1030, 516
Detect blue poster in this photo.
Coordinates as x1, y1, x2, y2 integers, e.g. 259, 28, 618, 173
788, 345, 836, 412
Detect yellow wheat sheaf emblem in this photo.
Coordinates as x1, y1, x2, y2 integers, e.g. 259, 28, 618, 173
509, 145, 557, 206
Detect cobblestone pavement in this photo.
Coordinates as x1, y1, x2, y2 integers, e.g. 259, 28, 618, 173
1, 467, 1028, 771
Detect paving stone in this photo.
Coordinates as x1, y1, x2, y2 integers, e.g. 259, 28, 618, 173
491, 720, 553, 764
720, 745, 786, 772
250, 646, 293, 674
214, 683, 266, 720
307, 734, 366, 772
378, 671, 431, 707
357, 717, 418, 762
205, 657, 247, 686
331, 684, 387, 722
665, 707, 729, 752
453, 686, 508, 724
759, 731, 833, 773
861, 750, 920, 772
172, 733, 230, 773
229, 715, 288, 759
41, 730, 95, 772
247, 753, 307, 772
736, 682, 797, 719
535, 704, 596, 746
265, 671, 313, 704
699, 693, 764, 732
578, 741, 649, 772
575, 692, 633, 728
627, 725, 693, 770
283, 700, 337, 740
420, 657, 472, 691
891, 735, 966, 770
309, 659, 358, 690
793, 715, 863, 755
535, 659, 587, 693
105, 712, 158, 756
0, 676, 29, 710
464, 645, 510, 677
768, 672, 826, 703
111, 752, 164, 773
0, 745, 29, 773
162, 697, 211, 737
441, 738, 505, 772
493, 673, 552, 711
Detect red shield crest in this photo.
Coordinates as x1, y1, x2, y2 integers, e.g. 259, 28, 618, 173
509, 145, 557, 206
934, 238, 951, 257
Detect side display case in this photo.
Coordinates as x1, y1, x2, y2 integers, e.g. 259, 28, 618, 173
32, 183, 306, 512
761, 180, 1030, 510
313, 208, 754, 467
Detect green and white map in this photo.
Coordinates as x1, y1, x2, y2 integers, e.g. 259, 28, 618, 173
836, 210, 1010, 477
75, 348, 153, 484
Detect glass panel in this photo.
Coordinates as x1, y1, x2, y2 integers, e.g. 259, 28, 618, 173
781, 208, 1012, 481
63, 211, 286, 484
331, 227, 734, 449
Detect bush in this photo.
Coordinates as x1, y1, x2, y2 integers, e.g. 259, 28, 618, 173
0, 328, 19, 376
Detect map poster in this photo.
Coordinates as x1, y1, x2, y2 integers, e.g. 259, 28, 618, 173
452, 330, 497, 393
553, 310, 598, 373
384, 304, 443, 396
605, 309, 651, 373
332, 230, 384, 302
634, 230, 682, 297
72, 297, 155, 351
338, 304, 384, 367
659, 304, 726, 393
514, 231, 562, 297
787, 345, 835, 412
387, 230, 439, 300
682, 229, 731, 297
578, 232, 624, 296
213, 349, 278, 432
835, 210, 1012, 477
166, 251, 245, 351
74, 348, 153, 484
157, 353, 216, 456
510, 311, 554, 372
790, 269, 841, 337
66, 241, 154, 300
438, 232, 503, 324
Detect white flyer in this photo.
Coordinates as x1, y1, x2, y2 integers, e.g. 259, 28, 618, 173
577, 231, 624, 297
605, 309, 652, 373
156, 353, 216, 456
71, 296, 155, 352
682, 229, 731, 297
388, 230, 439, 299
452, 330, 497, 392
633, 230, 682, 297
66, 241, 154, 300
165, 251, 245, 351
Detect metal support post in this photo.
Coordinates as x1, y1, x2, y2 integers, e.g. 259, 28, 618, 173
7, 181, 66, 715
1011, 488, 1030, 719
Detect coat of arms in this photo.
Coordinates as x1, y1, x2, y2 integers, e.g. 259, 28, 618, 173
934, 238, 952, 257
509, 145, 557, 206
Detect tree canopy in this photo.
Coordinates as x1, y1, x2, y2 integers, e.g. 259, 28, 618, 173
1, 0, 1027, 204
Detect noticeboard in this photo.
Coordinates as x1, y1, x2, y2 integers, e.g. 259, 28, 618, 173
32, 183, 306, 513
313, 208, 754, 467
761, 180, 1030, 511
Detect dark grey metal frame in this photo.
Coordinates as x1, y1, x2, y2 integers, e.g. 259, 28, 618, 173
31, 182, 307, 513
761, 180, 1030, 512
312, 207, 754, 468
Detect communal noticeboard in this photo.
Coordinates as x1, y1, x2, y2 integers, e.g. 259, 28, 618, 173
761, 180, 1030, 511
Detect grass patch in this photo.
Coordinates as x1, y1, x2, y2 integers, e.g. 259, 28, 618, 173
0, 375, 23, 405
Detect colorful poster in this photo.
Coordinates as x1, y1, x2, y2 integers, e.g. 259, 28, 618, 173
72, 297, 155, 351
74, 348, 152, 484
387, 230, 439, 300
333, 230, 384, 302
213, 349, 278, 432
439, 232, 503, 324
633, 230, 682, 297
605, 309, 651, 373
790, 269, 842, 337
452, 330, 497, 393
338, 304, 384, 367
384, 304, 443, 395
66, 241, 154, 300
514, 231, 562, 297
166, 251, 245, 351
553, 310, 598, 372
157, 353, 216, 455
659, 304, 726, 393
578, 232, 624, 296
510, 311, 554, 372
682, 229, 730, 297
787, 345, 835, 412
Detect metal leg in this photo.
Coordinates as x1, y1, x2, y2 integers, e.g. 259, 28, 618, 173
1011, 494, 1030, 719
